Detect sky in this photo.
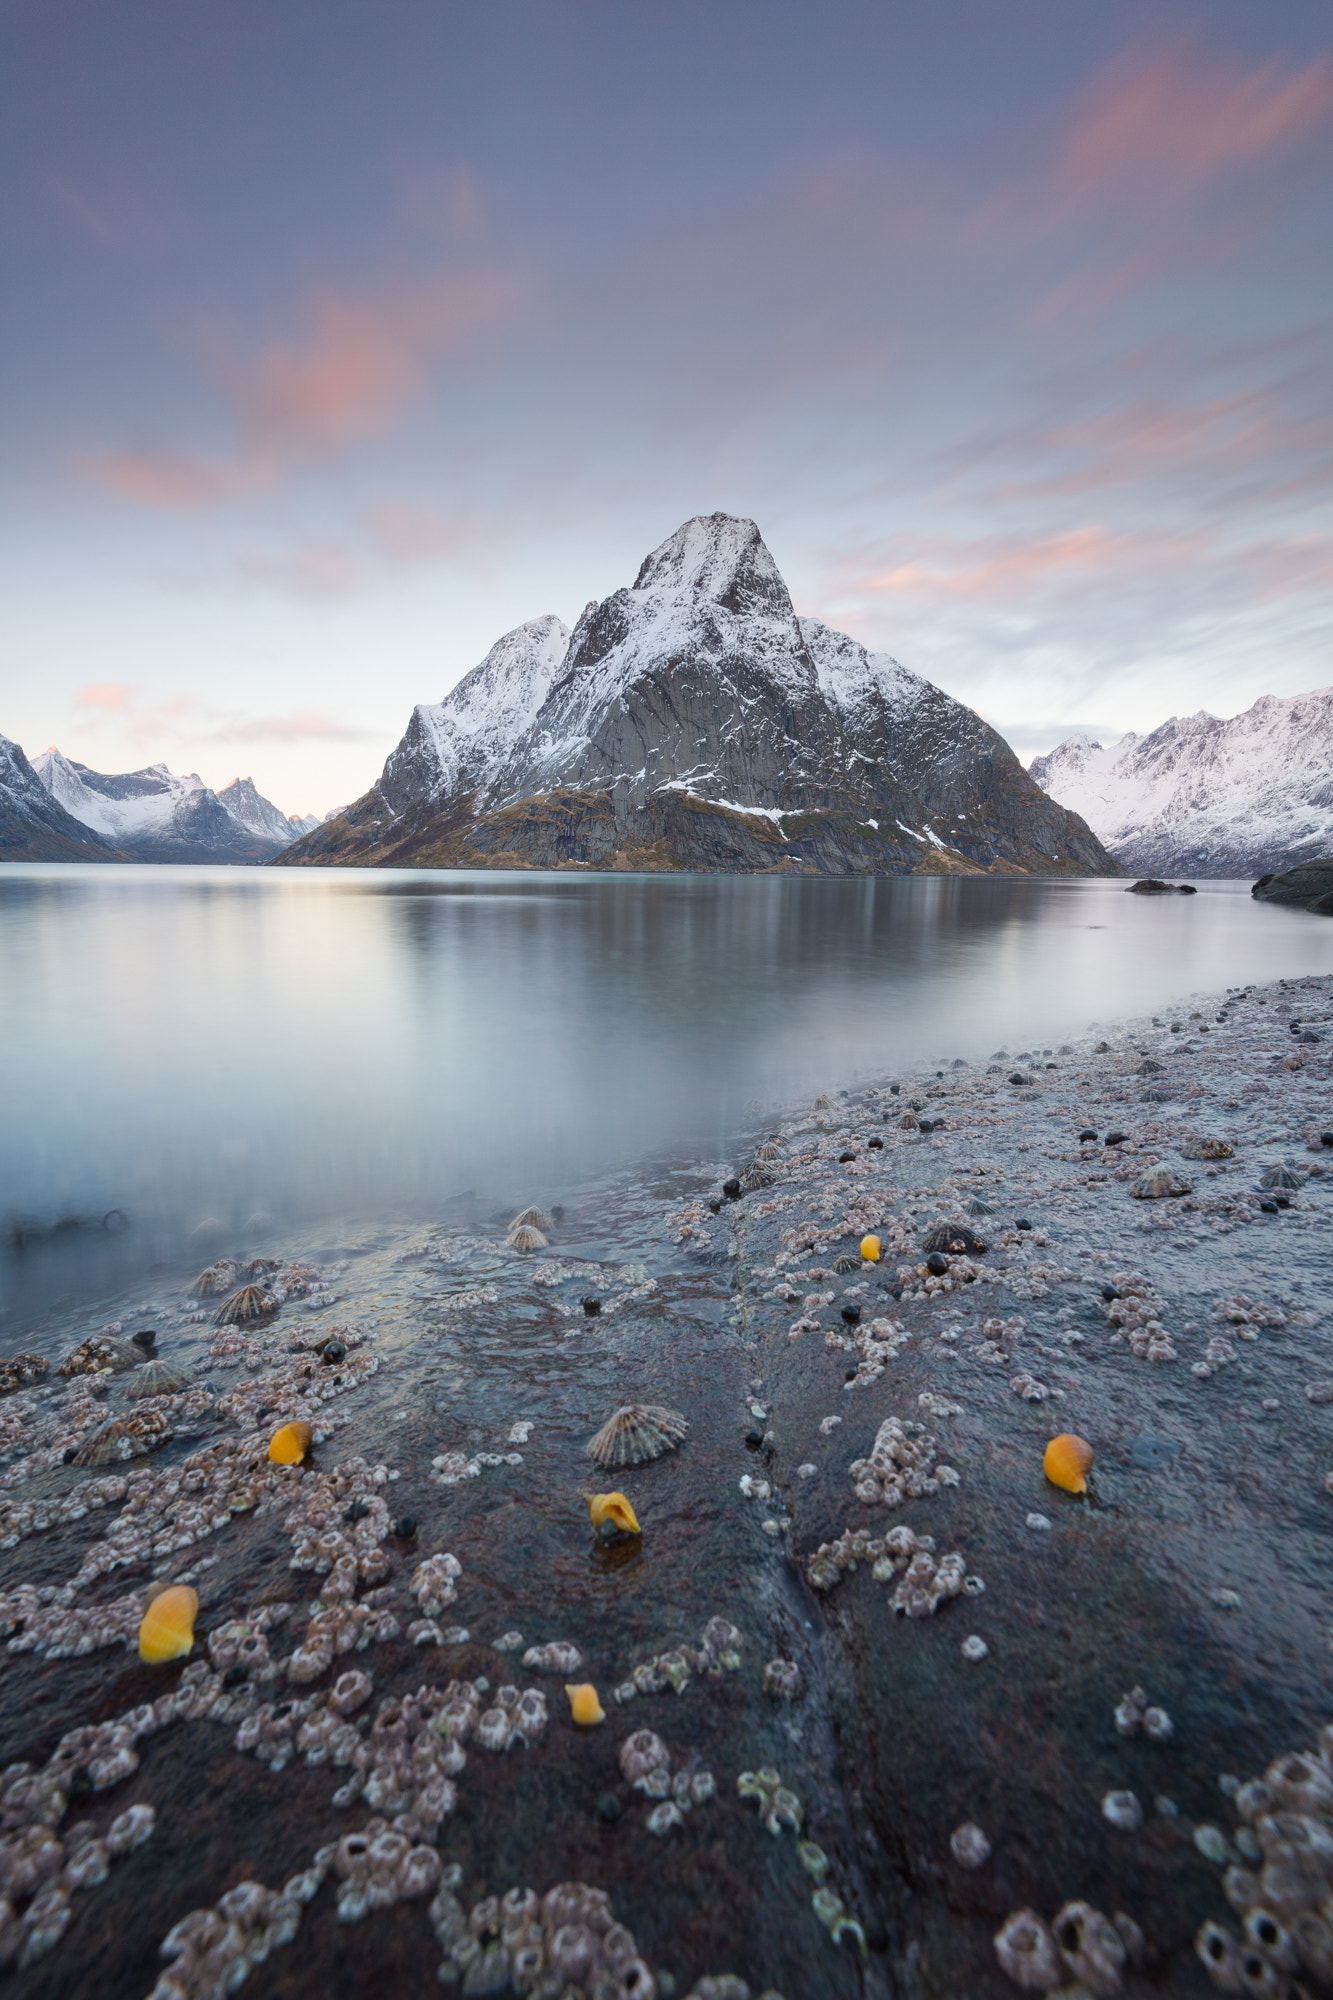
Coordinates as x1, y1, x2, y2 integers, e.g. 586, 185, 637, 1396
1, 1, 1330, 818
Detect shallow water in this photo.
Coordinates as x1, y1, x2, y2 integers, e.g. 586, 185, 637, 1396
2, 865, 1330, 1331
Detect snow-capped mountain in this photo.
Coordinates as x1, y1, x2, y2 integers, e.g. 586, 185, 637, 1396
0, 733, 126, 862
1029, 688, 1333, 877
285, 513, 1116, 877
216, 776, 318, 847
382, 613, 572, 812
33, 749, 299, 863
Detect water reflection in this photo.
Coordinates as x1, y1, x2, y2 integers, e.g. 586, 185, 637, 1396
1, 864, 1329, 1325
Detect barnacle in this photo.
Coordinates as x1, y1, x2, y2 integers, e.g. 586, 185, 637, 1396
1044, 1433, 1094, 1495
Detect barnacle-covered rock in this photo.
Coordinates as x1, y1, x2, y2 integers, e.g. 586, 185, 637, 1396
58, 1336, 137, 1379
0, 1355, 47, 1397
73, 1408, 173, 1467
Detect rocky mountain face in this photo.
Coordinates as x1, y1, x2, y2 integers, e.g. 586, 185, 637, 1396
0, 734, 126, 862
217, 776, 318, 845
1030, 688, 1333, 877
32, 749, 298, 863
283, 514, 1117, 878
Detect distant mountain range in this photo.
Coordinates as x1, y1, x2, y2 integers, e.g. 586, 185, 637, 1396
0, 737, 316, 863
1029, 687, 1333, 877
281, 513, 1117, 877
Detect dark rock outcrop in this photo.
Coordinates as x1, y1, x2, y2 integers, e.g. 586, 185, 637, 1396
281, 514, 1121, 879
1253, 859, 1333, 913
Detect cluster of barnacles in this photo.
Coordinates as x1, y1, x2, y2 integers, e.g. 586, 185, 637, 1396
848, 1417, 957, 1508
609, 1615, 744, 1703
618, 1730, 717, 1835
1102, 1273, 1176, 1360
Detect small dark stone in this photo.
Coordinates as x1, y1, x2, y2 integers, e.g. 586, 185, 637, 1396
1008, 1072, 1031, 1086
1104, 1130, 1128, 1146
222, 1663, 249, 1688
1260, 1200, 1279, 1214
838, 1151, 856, 1163
1016, 1218, 1033, 1231
595, 1792, 622, 1824
744, 1425, 765, 1449
925, 1252, 949, 1276
130, 1329, 157, 1355
1322, 1133, 1333, 1148
845, 1368, 858, 1382
920, 1118, 936, 1134
581, 1296, 601, 1316
320, 1340, 347, 1364
1078, 1129, 1098, 1143
706, 1196, 722, 1212
722, 1177, 741, 1200
889, 1084, 900, 1095
61, 1446, 77, 1464
344, 1499, 371, 1523
891, 1285, 903, 1300
1101, 1285, 1120, 1301
867, 1137, 884, 1150
1274, 1196, 1291, 1209
393, 1515, 417, 1539
840, 1304, 862, 1325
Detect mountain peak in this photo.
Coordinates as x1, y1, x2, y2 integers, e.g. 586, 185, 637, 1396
631, 513, 789, 619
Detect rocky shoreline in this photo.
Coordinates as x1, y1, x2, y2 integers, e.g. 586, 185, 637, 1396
720, 966, 1333, 1996
0, 971, 1329, 1997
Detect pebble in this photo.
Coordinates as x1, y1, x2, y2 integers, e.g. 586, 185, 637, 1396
1194, 1824, 1230, 1863
1025, 1513, 1052, 1531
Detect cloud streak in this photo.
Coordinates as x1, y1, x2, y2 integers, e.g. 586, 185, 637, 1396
87, 266, 536, 507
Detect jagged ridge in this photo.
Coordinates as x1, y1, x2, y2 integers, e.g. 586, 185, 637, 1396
1030, 688, 1333, 878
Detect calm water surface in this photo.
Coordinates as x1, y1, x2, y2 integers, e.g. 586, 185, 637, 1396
2, 864, 1329, 1323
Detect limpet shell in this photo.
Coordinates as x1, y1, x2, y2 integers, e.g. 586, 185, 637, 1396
586, 1404, 688, 1468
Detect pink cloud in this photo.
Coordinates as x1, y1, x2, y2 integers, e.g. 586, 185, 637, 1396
86, 265, 536, 508
1057, 44, 1333, 202
74, 681, 137, 712
838, 524, 1213, 610
208, 711, 369, 744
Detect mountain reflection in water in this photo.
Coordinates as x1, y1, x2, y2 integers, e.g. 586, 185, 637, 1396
1, 865, 1328, 1324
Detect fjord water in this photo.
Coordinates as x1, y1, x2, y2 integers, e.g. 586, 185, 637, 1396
1, 864, 1329, 1326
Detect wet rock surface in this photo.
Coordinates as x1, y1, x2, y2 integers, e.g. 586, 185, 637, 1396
0, 973, 1329, 1994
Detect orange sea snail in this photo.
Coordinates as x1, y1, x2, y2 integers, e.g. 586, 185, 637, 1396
860, 1235, 882, 1263
1044, 1433, 1094, 1495
586, 1491, 641, 1535
268, 1420, 313, 1466
565, 1683, 606, 1726
138, 1583, 199, 1664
